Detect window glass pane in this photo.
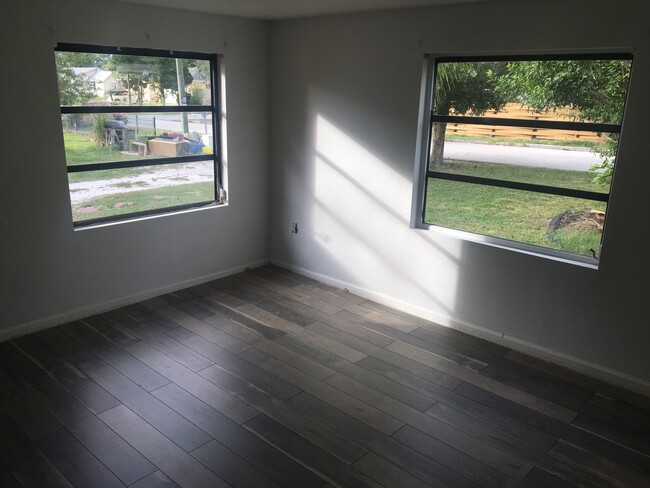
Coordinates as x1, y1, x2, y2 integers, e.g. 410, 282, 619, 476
62, 112, 214, 166
430, 124, 616, 193
425, 178, 606, 257
55, 52, 211, 107
433, 59, 631, 125
70, 161, 215, 223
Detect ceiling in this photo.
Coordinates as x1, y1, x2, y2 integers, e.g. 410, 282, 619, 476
113, 0, 490, 20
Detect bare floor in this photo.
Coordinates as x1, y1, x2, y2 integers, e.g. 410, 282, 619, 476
1, 265, 649, 487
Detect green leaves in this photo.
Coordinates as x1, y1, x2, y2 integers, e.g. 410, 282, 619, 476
55, 52, 98, 106
434, 61, 508, 116
497, 59, 631, 125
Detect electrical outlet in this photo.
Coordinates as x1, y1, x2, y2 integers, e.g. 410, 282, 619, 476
291, 222, 298, 234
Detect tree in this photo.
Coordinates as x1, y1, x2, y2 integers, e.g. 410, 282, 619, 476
431, 62, 508, 168
54, 52, 97, 105
497, 59, 631, 185
106, 55, 193, 106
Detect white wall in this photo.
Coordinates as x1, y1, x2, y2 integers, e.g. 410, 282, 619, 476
0, 0, 270, 335
269, 0, 650, 388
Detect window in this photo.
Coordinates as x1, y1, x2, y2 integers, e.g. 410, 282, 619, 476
414, 53, 632, 265
55, 43, 222, 226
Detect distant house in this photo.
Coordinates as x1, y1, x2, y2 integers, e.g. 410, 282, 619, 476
188, 66, 211, 104
72, 67, 122, 98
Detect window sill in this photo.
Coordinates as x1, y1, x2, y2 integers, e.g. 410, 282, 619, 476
73, 201, 226, 231
415, 222, 600, 270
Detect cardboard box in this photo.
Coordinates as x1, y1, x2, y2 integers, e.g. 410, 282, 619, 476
147, 139, 189, 157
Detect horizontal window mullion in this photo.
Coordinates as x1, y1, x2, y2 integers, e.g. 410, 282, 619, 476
67, 154, 211, 173
61, 105, 214, 114
74, 200, 217, 227
428, 171, 609, 202
431, 114, 620, 134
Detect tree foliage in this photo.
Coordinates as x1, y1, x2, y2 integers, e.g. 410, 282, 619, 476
498, 60, 630, 125
497, 59, 631, 185
54, 52, 98, 105
105, 55, 193, 105
430, 62, 508, 168
435, 62, 509, 116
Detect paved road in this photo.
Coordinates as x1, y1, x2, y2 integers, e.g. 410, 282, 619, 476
129, 113, 213, 137
444, 141, 603, 171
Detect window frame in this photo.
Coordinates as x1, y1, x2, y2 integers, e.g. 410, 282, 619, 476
56, 42, 223, 227
412, 52, 633, 267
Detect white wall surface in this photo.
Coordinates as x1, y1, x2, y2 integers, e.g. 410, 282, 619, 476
0, 0, 270, 334
269, 0, 650, 387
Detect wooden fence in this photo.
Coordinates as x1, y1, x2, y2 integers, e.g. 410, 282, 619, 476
444, 103, 608, 143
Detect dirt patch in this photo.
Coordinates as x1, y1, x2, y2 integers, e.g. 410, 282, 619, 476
548, 209, 605, 233
77, 206, 98, 214
113, 202, 133, 209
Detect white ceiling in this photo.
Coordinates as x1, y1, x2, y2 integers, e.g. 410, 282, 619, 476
113, 0, 489, 20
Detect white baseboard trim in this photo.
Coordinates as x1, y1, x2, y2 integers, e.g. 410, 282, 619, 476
0, 259, 269, 343
272, 260, 650, 398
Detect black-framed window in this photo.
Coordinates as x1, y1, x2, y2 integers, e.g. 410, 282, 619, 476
415, 53, 632, 264
55, 43, 222, 226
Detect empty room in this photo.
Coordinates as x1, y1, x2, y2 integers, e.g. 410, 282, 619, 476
1, 0, 649, 486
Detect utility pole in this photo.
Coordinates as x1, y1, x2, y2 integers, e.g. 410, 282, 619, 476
175, 58, 189, 134
127, 73, 131, 105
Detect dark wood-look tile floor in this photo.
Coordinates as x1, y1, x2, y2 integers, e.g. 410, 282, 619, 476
1, 265, 649, 488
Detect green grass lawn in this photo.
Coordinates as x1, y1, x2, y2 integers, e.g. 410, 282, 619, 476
73, 181, 214, 223
426, 160, 607, 256
64, 131, 139, 166
64, 131, 161, 183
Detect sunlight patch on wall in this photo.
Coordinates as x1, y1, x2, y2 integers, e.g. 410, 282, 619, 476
313, 114, 461, 312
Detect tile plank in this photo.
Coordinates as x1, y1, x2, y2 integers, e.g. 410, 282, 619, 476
325, 373, 533, 481
129, 471, 179, 488
275, 331, 435, 411
191, 440, 282, 488
60, 321, 169, 392
2, 392, 63, 441
550, 439, 650, 487
287, 392, 480, 488
456, 382, 650, 476
241, 347, 404, 436
0, 342, 45, 382
166, 327, 300, 401
0, 411, 73, 488
99, 405, 228, 488
24, 375, 156, 486
151, 383, 324, 488
36, 429, 126, 488
123, 340, 259, 423
360, 300, 509, 356
358, 355, 558, 450
353, 452, 434, 488
15, 333, 121, 414
393, 425, 521, 488
199, 360, 368, 463
77, 356, 212, 452
244, 414, 380, 488
388, 341, 577, 423
336, 309, 487, 371
307, 321, 462, 390
142, 297, 254, 352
